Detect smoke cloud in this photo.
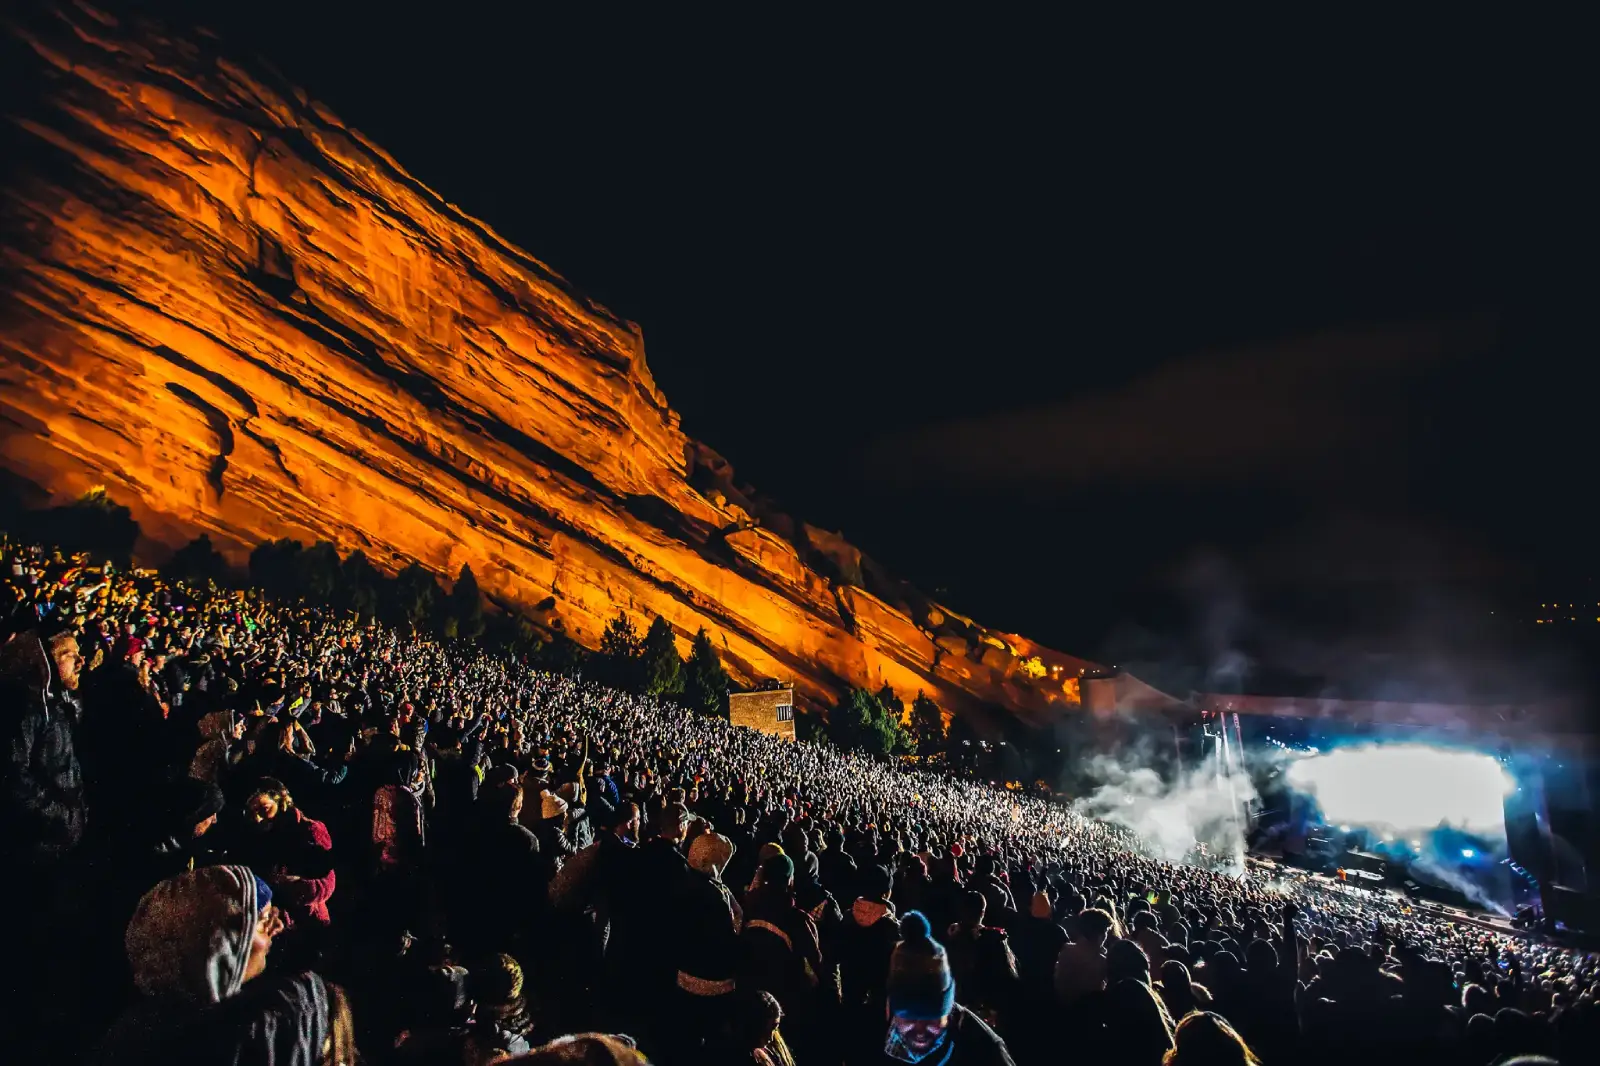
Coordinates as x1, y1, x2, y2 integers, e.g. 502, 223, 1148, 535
1072, 748, 1257, 870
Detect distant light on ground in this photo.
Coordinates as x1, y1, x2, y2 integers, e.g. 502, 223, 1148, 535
1286, 743, 1514, 838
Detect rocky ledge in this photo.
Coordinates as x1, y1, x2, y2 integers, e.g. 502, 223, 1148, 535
0, 3, 1108, 727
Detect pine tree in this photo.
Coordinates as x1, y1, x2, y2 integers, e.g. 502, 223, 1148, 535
909, 692, 945, 755
293, 541, 342, 603
597, 611, 644, 692
640, 615, 685, 698
161, 534, 228, 584
683, 627, 730, 717
829, 687, 884, 753
391, 563, 443, 630
249, 539, 304, 598
876, 683, 904, 726
449, 563, 486, 640
341, 550, 384, 620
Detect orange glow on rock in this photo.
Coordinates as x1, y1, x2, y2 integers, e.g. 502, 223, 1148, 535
0, 7, 1110, 729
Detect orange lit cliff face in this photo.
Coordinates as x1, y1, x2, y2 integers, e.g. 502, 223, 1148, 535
0, 5, 1099, 726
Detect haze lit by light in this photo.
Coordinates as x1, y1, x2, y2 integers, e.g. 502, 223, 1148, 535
1285, 744, 1514, 838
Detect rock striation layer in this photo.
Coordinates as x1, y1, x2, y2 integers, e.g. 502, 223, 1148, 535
0, 4, 1108, 726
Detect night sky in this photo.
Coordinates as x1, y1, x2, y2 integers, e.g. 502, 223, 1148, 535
119, 4, 1592, 699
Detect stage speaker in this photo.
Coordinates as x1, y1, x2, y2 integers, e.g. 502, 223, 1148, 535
1544, 885, 1597, 933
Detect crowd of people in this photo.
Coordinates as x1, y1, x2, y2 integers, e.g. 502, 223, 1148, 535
2, 536, 1595, 1065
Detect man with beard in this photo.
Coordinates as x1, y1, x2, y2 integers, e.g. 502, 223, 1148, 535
0, 623, 89, 1057
1, 624, 87, 865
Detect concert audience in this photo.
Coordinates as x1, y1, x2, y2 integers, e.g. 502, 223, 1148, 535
1, 537, 1596, 1065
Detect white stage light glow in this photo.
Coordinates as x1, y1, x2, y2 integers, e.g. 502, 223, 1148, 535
1285, 744, 1514, 838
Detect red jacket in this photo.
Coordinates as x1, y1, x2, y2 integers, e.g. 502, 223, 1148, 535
236, 809, 336, 925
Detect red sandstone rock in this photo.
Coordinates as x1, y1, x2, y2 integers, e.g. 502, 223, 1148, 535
0, 4, 1108, 727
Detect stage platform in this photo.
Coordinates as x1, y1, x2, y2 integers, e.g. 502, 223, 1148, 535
1246, 856, 1521, 937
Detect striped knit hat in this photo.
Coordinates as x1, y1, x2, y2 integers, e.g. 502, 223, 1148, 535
887, 911, 955, 1020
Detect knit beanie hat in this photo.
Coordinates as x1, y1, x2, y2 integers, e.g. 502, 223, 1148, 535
759, 853, 795, 889
887, 911, 955, 1020
472, 953, 525, 1007
252, 874, 274, 913
540, 791, 569, 820
688, 831, 734, 878
483, 764, 520, 790
162, 777, 226, 832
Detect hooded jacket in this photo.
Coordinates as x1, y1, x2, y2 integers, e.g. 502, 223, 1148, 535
839, 897, 901, 1011
99, 865, 330, 1066
188, 710, 236, 786
0, 632, 85, 864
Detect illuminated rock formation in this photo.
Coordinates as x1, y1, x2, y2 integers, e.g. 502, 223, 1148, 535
0, 4, 1108, 726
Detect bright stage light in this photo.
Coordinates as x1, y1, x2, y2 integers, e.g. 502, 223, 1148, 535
1285, 743, 1514, 838
1462, 848, 1476, 859
1338, 824, 1351, 832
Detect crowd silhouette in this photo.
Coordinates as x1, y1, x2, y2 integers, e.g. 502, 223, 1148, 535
2, 538, 1594, 1065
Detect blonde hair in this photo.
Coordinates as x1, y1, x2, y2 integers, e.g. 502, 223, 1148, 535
1163, 1011, 1260, 1066
322, 981, 355, 1066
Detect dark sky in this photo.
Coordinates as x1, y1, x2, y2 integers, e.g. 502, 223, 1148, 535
114, 4, 1593, 695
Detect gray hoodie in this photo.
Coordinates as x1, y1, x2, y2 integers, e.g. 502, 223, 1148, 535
100, 865, 329, 1066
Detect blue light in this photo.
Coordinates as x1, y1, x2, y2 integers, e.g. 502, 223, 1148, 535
1461, 848, 1476, 859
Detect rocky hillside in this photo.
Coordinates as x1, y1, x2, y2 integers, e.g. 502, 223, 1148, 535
0, 3, 1108, 726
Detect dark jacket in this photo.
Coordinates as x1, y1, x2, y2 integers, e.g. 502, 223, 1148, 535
0, 633, 85, 864
79, 662, 169, 828
847, 1003, 1016, 1066
837, 897, 900, 1011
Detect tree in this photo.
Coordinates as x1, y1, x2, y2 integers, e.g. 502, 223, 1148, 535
161, 534, 228, 584
682, 627, 730, 718
293, 541, 342, 603
829, 686, 913, 756
909, 692, 946, 755
535, 630, 587, 675
597, 611, 644, 692
876, 683, 905, 727
947, 714, 980, 772
390, 563, 443, 630
249, 538, 304, 598
51, 488, 141, 565
448, 563, 486, 640
340, 550, 385, 620
640, 615, 684, 699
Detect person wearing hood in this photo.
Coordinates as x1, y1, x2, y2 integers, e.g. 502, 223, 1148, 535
839, 866, 903, 1031
0, 625, 88, 1056
189, 708, 246, 787
372, 748, 428, 874
670, 831, 742, 1058
846, 911, 1015, 1066
0, 625, 86, 866
463, 952, 540, 1060
98, 864, 338, 1066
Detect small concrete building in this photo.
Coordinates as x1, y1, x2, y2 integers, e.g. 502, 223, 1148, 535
729, 684, 796, 740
